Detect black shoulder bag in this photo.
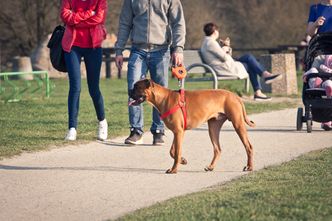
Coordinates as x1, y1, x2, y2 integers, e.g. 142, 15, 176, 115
47, 25, 67, 72
47, 0, 72, 72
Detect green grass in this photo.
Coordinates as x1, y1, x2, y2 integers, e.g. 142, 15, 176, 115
0, 78, 138, 158
116, 148, 332, 221
0, 77, 300, 158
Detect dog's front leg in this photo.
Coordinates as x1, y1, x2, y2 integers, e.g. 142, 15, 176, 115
170, 139, 187, 166
166, 131, 184, 174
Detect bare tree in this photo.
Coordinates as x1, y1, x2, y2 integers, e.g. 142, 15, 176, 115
0, 0, 60, 68
0, 0, 318, 70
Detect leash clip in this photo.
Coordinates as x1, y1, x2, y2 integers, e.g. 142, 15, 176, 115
178, 100, 185, 107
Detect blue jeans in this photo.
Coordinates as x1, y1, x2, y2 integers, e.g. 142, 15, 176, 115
64, 46, 105, 129
238, 54, 266, 91
127, 47, 170, 134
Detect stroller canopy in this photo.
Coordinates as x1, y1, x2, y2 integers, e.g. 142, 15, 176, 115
304, 32, 332, 71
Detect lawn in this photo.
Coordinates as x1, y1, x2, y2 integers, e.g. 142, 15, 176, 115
2, 73, 329, 221
116, 147, 332, 221
0, 76, 301, 158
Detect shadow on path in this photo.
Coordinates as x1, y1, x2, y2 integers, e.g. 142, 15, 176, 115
0, 164, 241, 174
192, 126, 326, 133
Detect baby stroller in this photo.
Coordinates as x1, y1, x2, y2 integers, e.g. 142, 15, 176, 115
296, 32, 332, 133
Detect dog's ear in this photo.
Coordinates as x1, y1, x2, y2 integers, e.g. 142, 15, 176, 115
144, 79, 151, 88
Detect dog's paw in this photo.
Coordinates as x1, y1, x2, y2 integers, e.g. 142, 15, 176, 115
165, 168, 177, 174
243, 166, 253, 171
204, 166, 214, 172
181, 157, 188, 165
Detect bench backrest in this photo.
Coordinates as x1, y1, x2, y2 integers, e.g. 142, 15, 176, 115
184, 50, 208, 74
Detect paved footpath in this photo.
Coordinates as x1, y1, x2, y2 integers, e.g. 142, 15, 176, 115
0, 108, 331, 221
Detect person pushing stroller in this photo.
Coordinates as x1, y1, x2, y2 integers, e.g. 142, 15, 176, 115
303, 0, 332, 130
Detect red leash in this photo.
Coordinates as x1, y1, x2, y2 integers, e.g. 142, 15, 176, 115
160, 89, 187, 130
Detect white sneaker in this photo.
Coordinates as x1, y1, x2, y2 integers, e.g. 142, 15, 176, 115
97, 119, 108, 141
65, 128, 77, 141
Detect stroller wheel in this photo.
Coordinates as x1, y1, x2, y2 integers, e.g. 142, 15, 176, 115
296, 107, 303, 131
306, 119, 312, 133
305, 105, 313, 133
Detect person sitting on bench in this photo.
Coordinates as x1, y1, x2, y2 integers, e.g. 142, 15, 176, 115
200, 22, 282, 101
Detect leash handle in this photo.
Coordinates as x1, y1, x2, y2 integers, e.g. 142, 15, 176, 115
171, 65, 187, 89
171, 65, 187, 80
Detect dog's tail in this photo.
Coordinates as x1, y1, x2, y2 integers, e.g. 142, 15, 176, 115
240, 98, 256, 127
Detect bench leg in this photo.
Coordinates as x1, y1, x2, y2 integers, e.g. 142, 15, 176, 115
213, 78, 218, 89
245, 78, 250, 93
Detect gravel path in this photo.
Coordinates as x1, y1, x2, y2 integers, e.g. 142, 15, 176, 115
0, 108, 331, 221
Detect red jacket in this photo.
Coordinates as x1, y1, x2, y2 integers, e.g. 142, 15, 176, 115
60, 0, 107, 52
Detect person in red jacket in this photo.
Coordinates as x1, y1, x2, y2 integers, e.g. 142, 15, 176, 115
60, 0, 108, 141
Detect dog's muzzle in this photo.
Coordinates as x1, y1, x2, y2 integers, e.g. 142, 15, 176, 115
128, 90, 146, 106
128, 97, 145, 106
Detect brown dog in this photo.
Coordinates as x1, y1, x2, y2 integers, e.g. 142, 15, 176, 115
129, 79, 255, 174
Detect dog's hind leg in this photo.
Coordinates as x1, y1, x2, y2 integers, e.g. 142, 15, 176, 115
232, 121, 254, 171
205, 117, 226, 172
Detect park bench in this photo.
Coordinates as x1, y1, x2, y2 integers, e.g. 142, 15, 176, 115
0, 71, 50, 102
183, 50, 250, 92
102, 47, 130, 78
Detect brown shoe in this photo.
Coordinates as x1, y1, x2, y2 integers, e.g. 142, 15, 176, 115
152, 132, 165, 146
124, 128, 143, 145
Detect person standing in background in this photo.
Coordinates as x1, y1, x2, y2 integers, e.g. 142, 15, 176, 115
115, 0, 186, 145
61, 0, 108, 141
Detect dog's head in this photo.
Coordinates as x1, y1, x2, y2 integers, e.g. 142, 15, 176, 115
128, 79, 153, 106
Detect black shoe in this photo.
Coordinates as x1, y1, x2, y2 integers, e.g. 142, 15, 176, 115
152, 131, 165, 146
264, 74, 282, 84
321, 123, 332, 131
124, 128, 143, 145
254, 94, 272, 101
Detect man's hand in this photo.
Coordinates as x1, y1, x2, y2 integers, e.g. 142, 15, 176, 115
302, 75, 307, 83
172, 52, 184, 67
315, 16, 326, 27
115, 55, 123, 71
